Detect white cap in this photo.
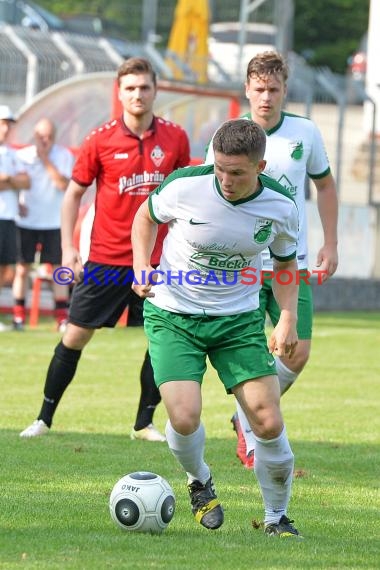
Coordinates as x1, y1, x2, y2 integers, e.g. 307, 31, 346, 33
0, 105, 16, 122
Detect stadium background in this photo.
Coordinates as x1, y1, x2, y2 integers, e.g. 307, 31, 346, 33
0, 0, 379, 311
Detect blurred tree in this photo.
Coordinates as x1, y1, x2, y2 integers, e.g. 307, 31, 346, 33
294, 0, 370, 72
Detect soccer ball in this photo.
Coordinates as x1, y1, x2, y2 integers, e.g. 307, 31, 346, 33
109, 471, 175, 533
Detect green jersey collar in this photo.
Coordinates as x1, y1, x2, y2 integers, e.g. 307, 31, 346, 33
242, 111, 285, 135
215, 176, 264, 205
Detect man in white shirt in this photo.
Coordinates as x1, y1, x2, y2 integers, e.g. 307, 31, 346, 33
0, 105, 30, 324
12, 118, 74, 331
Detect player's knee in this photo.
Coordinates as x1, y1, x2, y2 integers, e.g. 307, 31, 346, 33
168, 410, 200, 435
250, 407, 283, 440
62, 323, 94, 350
256, 419, 284, 440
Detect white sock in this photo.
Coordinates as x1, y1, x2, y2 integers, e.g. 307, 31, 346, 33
253, 427, 294, 526
165, 420, 210, 484
236, 359, 298, 456
275, 357, 298, 395
236, 400, 256, 454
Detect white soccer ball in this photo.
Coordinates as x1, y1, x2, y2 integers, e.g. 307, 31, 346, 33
109, 471, 175, 533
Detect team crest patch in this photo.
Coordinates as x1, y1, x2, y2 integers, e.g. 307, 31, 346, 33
253, 219, 273, 243
290, 141, 303, 160
151, 145, 165, 167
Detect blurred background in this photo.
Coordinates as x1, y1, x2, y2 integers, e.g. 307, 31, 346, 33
0, 0, 379, 310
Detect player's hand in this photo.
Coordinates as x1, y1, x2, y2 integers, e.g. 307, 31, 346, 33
132, 266, 156, 298
268, 320, 298, 359
315, 243, 338, 282
35, 135, 51, 163
62, 246, 83, 283
269, 338, 298, 359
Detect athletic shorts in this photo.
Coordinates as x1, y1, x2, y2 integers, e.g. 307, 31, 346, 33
127, 290, 144, 326
125, 264, 159, 327
16, 227, 62, 264
259, 270, 313, 339
0, 220, 17, 265
143, 301, 277, 393
68, 261, 135, 328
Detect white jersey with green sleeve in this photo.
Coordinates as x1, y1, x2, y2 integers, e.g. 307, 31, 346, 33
146, 164, 298, 316
205, 111, 330, 270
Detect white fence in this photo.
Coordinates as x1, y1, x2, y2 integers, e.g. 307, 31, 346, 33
0, 25, 145, 104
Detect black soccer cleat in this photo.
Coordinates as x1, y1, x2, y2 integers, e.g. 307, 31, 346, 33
264, 515, 303, 538
187, 476, 224, 530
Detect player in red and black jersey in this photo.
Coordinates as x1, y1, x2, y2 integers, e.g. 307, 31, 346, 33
20, 57, 190, 439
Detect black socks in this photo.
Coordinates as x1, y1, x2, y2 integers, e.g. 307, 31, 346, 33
37, 341, 82, 427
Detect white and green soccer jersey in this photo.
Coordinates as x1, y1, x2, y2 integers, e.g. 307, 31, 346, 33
147, 164, 298, 316
205, 111, 330, 269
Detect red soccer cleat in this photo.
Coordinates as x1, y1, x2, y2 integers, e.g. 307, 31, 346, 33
231, 413, 255, 469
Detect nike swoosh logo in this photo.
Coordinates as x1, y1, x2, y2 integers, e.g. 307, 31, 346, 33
189, 219, 209, 225
268, 360, 275, 366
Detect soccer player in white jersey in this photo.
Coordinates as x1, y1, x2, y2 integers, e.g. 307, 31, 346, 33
205, 51, 338, 469
132, 118, 302, 537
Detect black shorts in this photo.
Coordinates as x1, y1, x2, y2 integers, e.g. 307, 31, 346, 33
16, 227, 62, 264
0, 219, 17, 265
68, 261, 136, 328
127, 290, 144, 326
126, 264, 159, 326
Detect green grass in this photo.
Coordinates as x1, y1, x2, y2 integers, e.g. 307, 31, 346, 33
0, 313, 379, 569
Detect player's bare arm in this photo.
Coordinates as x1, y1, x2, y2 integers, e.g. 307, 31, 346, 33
132, 200, 158, 299
61, 180, 87, 280
269, 258, 299, 358
314, 173, 338, 281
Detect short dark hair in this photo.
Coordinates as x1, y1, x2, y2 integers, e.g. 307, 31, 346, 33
117, 57, 157, 86
213, 119, 266, 163
246, 51, 288, 83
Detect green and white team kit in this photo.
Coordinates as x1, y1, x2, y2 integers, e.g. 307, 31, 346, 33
206, 111, 331, 270
147, 164, 298, 316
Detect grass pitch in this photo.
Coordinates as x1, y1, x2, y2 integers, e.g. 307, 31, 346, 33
0, 312, 379, 569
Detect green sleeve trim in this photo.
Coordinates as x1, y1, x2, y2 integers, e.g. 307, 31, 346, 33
269, 249, 297, 262
309, 167, 331, 179
148, 195, 164, 224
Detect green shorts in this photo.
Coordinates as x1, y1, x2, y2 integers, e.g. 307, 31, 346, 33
143, 301, 276, 393
259, 270, 313, 339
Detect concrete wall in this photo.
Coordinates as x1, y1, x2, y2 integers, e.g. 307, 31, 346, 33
312, 277, 380, 311
307, 202, 378, 280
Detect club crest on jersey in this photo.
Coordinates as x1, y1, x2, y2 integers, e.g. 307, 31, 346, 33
151, 145, 165, 167
253, 219, 273, 244
290, 141, 303, 160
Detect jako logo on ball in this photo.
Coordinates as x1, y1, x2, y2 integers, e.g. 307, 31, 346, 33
109, 471, 175, 533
